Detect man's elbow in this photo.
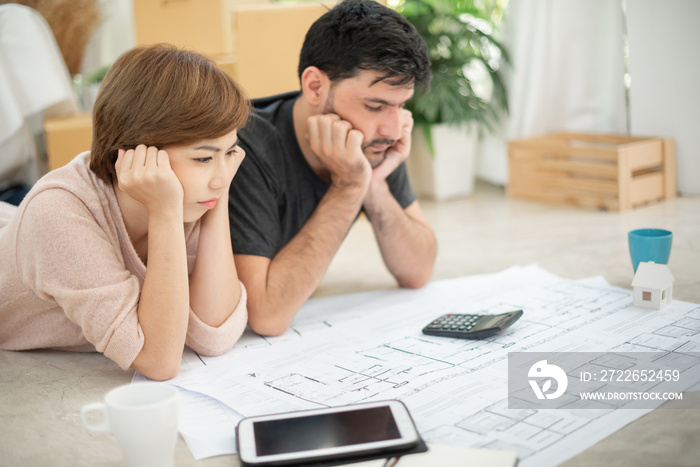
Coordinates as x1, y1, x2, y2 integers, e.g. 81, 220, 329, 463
397, 267, 433, 289
399, 275, 430, 290
248, 314, 291, 337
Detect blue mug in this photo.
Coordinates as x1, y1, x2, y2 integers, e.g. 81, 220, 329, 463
628, 228, 673, 273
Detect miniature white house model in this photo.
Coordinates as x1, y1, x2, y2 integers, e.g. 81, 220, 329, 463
631, 261, 674, 310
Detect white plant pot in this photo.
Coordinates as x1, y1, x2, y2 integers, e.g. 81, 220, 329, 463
406, 123, 478, 201
83, 83, 101, 111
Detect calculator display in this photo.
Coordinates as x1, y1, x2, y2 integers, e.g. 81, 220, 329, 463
473, 314, 512, 330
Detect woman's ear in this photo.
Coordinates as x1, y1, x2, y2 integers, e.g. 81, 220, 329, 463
300, 66, 330, 108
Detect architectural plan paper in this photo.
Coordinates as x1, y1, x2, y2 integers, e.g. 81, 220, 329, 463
137, 265, 700, 465
353, 444, 517, 466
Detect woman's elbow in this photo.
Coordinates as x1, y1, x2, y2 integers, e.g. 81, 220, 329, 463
137, 363, 180, 381
131, 355, 182, 381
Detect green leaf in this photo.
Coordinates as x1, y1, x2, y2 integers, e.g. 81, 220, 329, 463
86, 64, 111, 85
394, 0, 510, 133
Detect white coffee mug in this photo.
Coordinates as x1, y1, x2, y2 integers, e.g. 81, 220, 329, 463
81, 382, 179, 467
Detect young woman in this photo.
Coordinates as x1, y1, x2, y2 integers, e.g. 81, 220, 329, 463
0, 44, 250, 380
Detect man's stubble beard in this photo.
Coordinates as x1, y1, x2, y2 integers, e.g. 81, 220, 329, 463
323, 88, 393, 169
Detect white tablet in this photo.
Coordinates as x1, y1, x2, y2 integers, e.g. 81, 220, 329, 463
236, 400, 421, 466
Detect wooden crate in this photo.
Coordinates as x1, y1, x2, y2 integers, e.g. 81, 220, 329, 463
507, 132, 677, 210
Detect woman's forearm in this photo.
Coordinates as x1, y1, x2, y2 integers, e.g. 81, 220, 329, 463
189, 199, 242, 327
131, 208, 189, 380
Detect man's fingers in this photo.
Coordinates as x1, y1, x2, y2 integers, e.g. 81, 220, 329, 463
317, 114, 340, 156
308, 114, 354, 159
346, 129, 364, 151
307, 116, 320, 152
332, 120, 353, 157
400, 108, 414, 132
321, 113, 341, 124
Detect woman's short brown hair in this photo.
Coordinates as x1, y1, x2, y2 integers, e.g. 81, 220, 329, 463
90, 44, 250, 184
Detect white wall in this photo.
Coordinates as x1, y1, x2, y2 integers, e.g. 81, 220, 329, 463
478, 0, 700, 195
626, 0, 700, 195
478, 0, 627, 185
80, 0, 135, 76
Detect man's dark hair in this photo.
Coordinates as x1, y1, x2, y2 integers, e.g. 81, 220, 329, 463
298, 0, 431, 88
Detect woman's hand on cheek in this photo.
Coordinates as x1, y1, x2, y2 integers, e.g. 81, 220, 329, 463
115, 145, 184, 213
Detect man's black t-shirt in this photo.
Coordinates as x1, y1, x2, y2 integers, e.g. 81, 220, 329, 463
229, 91, 416, 258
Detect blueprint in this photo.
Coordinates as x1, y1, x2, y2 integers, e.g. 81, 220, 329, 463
139, 265, 700, 465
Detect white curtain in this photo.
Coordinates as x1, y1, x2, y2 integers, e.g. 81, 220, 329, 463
0, 4, 78, 189
80, 0, 136, 76
477, 0, 627, 185
626, 0, 700, 195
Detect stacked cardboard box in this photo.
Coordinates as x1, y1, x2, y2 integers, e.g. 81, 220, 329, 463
44, 0, 335, 170
133, 0, 334, 98
44, 113, 92, 171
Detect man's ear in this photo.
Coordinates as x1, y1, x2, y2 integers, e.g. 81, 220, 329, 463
300, 66, 330, 108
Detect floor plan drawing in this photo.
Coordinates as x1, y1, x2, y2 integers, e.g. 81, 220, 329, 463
146, 265, 700, 465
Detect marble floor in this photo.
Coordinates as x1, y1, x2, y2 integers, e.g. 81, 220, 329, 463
320, 181, 699, 304
1, 180, 698, 466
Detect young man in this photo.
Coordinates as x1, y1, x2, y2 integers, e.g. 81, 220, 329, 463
229, 0, 436, 336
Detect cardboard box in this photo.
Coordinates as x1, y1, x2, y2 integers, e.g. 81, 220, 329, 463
133, 0, 333, 98
231, 2, 335, 98
133, 0, 269, 57
44, 113, 93, 171
507, 132, 677, 210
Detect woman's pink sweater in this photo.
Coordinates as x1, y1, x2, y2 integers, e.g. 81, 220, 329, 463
0, 152, 247, 370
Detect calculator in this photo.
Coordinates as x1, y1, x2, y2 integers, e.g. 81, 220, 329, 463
421, 310, 523, 339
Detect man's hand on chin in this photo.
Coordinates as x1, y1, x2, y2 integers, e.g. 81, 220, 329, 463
368, 108, 414, 184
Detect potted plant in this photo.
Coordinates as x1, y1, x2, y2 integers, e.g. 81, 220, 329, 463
83, 64, 111, 110
393, 0, 510, 200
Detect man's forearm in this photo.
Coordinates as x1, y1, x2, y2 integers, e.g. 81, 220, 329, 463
243, 183, 367, 336
364, 184, 436, 289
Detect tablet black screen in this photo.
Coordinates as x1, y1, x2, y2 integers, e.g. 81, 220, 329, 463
253, 406, 401, 456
